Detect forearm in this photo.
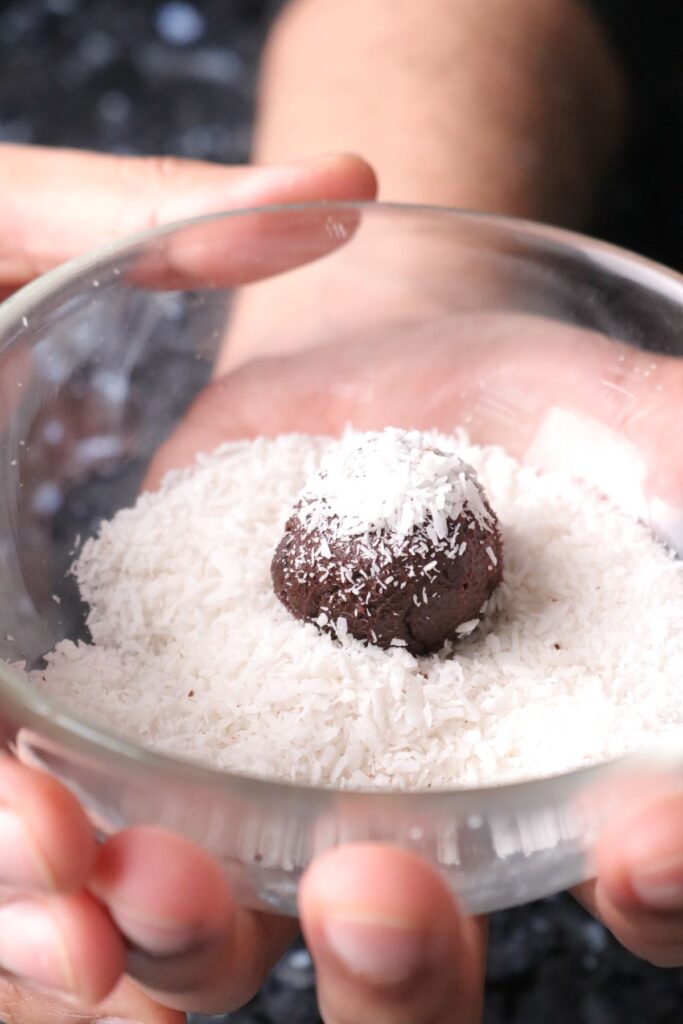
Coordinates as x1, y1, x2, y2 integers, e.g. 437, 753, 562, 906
255, 0, 626, 225
221, 0, 626, 369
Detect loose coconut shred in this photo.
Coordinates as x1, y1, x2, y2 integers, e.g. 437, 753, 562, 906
30, 429, 683, 790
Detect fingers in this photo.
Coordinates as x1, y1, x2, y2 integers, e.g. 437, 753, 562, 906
129, 188, 369, 291
91, 827, 297, 1014
0, 806, 295, 1017
579, 790, 683, 967
89, 976, 187, 1024
0, 759, 126, 1006
299, 844, 486, 1024
0, 144, 376, 289
0, 757, 96, 893
0, 973, 185, 1024
0, 888, 125, 1005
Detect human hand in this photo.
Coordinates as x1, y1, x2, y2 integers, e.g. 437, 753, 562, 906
0, 143, 376, 298
0, 750, 486, 1023
0, 142, 388, 1024
149, 310, 683, 521
577, 779, 683, 968
146, 312, 683, 1022
4, 145, 683, 1021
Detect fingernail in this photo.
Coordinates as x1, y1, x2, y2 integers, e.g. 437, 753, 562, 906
97, 1018, 143, 1024
323, 914, 425, 985
631, 857, 683, 909
0, 900, 74, 992
0, 808, 54, 888
108, 904, 203, 956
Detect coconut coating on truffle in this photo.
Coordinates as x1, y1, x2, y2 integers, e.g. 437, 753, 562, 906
272, 505, 502, 655
270, 429, 503, 656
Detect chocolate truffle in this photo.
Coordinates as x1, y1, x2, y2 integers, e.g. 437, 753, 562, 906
271, 429, 503, 656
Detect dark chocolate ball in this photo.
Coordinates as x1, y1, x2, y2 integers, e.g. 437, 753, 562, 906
271, 430, 503, 656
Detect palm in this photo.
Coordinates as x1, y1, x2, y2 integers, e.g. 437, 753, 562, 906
146, 312, 683, 989
150, 313, 683, 531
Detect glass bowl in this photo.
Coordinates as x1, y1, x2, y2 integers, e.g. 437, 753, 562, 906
0, 201, 681, 917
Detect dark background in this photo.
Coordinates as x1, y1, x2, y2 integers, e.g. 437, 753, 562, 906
0, 1, 681, 1022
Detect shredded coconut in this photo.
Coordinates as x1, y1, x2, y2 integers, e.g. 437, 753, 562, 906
297, 428, 493, 539
282, 429, 498, 628
28, 429, 683, 791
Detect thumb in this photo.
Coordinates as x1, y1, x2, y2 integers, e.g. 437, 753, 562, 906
299, 844, 486, 1024
0, 144, 376, 290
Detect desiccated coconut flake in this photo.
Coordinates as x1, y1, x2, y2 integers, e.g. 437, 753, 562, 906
456, 619, 480, 636
296, 428, 493, 542
28, 428, 683, 792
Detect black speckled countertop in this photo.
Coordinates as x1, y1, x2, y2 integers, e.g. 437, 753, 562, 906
1, 2, 681, 1022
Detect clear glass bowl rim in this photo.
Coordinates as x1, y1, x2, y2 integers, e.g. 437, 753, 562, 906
1, 198, 682, 810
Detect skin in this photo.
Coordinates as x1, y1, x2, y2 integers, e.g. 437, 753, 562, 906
255, 0, 626, 219
224, 0, 627, 368
0, 146, 376, 1023
3, 175, 683, 1024
0, 2, 678, 1022
5, 295, 683, 1024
